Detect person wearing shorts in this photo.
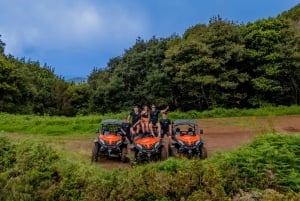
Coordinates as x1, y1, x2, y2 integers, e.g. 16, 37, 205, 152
140, 105, 150, 134
160, 112, 172, 138
128, 106, 141, 138
149, 104, 169, 136
160, 112, 172, 156
121, 117, 132, 143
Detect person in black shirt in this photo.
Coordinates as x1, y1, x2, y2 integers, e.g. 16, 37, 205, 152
149, 104, 169, 136
121, 117, 132, 143
159, 112, 172, 157
128, 106, 141, 137
160, 112, 172, 138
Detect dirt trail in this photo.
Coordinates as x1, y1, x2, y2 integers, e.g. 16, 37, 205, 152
4, 115, 300, 169
203, 115, 300, 156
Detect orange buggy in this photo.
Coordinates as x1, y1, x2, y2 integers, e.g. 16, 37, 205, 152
171, 119, 207, 159
132, 133, 168, 163
92, 119, 128, 162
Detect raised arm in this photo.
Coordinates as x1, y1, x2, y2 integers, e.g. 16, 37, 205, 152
161, 105, 169, 114
127, 114, 131, 121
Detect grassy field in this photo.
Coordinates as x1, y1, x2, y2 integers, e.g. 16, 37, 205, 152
1, 105, 300, 135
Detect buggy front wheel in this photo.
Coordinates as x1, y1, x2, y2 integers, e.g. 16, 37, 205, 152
199, 146, 208, 159
121, 146, 127, 162
92, 142, 100, 162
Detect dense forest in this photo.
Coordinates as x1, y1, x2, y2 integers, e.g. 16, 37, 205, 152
1, 4, 300, 116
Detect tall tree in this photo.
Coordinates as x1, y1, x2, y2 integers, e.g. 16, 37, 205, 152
243, 18, 300, 106
88, 36, 172, 112
164, 18, 248, 111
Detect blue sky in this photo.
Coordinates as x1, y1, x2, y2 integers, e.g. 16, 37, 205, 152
0, 0, 299, 78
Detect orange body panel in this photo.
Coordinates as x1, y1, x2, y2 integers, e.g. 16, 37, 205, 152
135, 136, 160, 149
99, 134, 122, 145
175, 134, 201, 146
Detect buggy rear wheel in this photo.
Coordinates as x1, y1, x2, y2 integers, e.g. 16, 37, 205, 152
199, 146, 208, 159
92, 142, 100, 162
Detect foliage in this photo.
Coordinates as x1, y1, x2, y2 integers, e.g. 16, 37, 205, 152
86, 6, 300, 112
212, 133, 300, 194
88, 36, 173, 113
242, 17, 300, 107
164, 17, 248, 110
280, 4, 300, 21
0, 52, 78, 116
0, 133, 300, 200
0, 137, 16, 172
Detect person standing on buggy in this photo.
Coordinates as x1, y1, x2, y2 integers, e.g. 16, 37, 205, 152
140, 105, 150, 135
149, 104, 169, 137
128, 105, 141, 139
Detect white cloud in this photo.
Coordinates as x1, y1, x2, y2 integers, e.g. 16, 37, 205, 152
0, 0, 148, 55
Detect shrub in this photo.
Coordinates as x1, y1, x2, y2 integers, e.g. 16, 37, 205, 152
0, 133, 299, 200
0, 137, 16, 172
212, 133, 300, 193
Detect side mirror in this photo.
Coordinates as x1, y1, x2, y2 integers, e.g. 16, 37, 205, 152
200, 129, 204, 135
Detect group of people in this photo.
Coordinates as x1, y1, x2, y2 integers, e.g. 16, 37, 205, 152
120, 104, 172, 143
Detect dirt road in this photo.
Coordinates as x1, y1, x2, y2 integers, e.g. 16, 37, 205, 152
202, 115, 300, 156
4, 115, 300, 169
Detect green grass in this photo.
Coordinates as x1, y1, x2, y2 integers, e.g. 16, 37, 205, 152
169, 105, 300, 119
0, 112, 128, 135
1, 133, 300, 200
1, 105, 300, 135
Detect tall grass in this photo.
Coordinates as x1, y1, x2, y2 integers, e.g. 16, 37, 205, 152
1, 105, 300, 135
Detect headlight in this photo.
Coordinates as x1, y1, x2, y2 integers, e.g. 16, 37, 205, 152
177, 140, 185, 146
115, 140, 123, 146
136, 143, 143, 150
153, 141, 161, 149
194, 140, 201, 146
98, 138, 105, 145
